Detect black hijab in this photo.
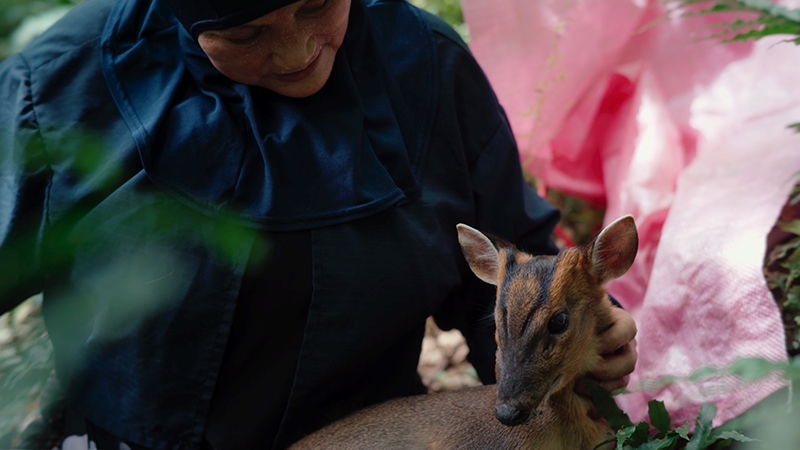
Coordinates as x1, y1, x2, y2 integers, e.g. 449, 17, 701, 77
162, 0, 301, 40
100, 0, 430, 231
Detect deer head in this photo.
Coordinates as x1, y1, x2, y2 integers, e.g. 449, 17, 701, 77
456, 215, 638, 426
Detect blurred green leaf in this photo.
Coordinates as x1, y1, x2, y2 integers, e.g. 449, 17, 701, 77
779, 220, 800, 236
588, 381, 634, 430
689, 366, 717, 381
786, 286, 800, 310
648, 400, 672, 437
409, 0, 469, 43
712, 430, 758, 443
770, 239, 800, 262
697, 403, 717, 430
629, 422, 651, 447
674, 423, 691, 441
637, 434, 679, 450
670, 0, 800, 54
616, 425, 639, 449
685, 403, 716, 450
728, 357, 782, 381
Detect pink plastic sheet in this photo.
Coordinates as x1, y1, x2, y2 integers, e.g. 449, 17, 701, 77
462, 0, 800, 426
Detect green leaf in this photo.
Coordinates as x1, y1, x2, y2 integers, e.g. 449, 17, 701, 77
648, 400, 672, 437
727, 357, 781, 381
713, 430, 758, 443
616, 425, 638, 449
782, 245, 800, 272
771, 238, 800, 260
588, 381, 634, 430
689, 366, 717, 381
614, 423, 649, 449
787, 267, 800, 293
671, 0, 800, 46
786, 286, 800, 310
739, 0, 800, 21
686, 403, 716, 450
779, 220, 800, 237
789, 122, 800, 132
674, 423, 691, 441
697, 403, 717, 430
728, 20, 800, 40
628, 422, 651, 447
765, 272, 788, 292
684, 435, 703, 450
592, 438, 615, 450
790, 185, 800, 205
637, 435, 679, 450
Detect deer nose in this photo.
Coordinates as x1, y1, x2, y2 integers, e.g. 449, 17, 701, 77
494, 403, 530, 426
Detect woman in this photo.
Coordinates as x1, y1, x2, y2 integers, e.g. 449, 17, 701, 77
0, 0, 637, 448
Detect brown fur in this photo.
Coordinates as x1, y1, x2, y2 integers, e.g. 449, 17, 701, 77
290, 216, 638, 450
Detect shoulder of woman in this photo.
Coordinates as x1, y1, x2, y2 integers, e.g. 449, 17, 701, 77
366, 0, 471, 59
19, 0, 115, 73
412, 6, 471, 55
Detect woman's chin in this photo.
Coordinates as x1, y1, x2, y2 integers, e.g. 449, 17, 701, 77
260, 56, 335, 98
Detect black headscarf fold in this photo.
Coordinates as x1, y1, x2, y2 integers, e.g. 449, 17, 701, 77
161, 0, 301, 39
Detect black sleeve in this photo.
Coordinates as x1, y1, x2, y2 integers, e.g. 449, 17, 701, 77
0, 53, 52, 314
456, 114, 560, 384
424, 18, 560, 383
470, 108, 560, 256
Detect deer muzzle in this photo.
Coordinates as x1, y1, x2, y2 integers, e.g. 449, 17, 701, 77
494, 402, 533, 426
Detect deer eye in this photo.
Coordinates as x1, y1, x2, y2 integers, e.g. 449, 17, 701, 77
548, 311, 570, 334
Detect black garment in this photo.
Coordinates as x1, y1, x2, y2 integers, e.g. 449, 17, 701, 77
204, 232, 312, 449
86, 421, 150, 450
162, 0, 300, 40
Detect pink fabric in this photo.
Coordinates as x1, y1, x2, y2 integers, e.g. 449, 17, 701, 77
462, 0, 799, 426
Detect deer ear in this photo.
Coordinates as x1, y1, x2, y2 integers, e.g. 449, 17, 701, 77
456, 224, 500, 286
590, 215, 638, 285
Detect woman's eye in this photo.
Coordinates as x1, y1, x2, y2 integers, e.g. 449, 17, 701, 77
223, 28, 262, 45
301, 0, 329, 14
547, 312, 570, 334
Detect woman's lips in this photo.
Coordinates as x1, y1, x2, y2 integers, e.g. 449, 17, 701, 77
274, 50, 322, 83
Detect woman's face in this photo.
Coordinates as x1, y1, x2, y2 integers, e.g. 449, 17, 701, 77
197, 0, 351, 98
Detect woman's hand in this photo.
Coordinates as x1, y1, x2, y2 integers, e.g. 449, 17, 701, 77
587, 306, 638, 392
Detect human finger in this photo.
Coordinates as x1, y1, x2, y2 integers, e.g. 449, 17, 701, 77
588, 338, 637, 389
597, 306, 637, 355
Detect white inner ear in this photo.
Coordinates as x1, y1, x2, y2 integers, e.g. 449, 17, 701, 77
591, 215, 638, 285
456, 224, 499, 286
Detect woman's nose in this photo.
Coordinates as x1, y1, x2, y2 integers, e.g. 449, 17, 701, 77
269, 29, 317, 72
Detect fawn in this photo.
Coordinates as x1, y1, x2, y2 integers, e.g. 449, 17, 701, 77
290, 215, 638, 450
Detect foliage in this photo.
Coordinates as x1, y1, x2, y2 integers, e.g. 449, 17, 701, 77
0, 0, 81, 60
409, 0, 468, 43
589, 355, 800, 449
590, 383, 756, 450
670, 0, 800, 44
545, 188, 606, 246
767, 229, 800, 352
763, 184, 800, 355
